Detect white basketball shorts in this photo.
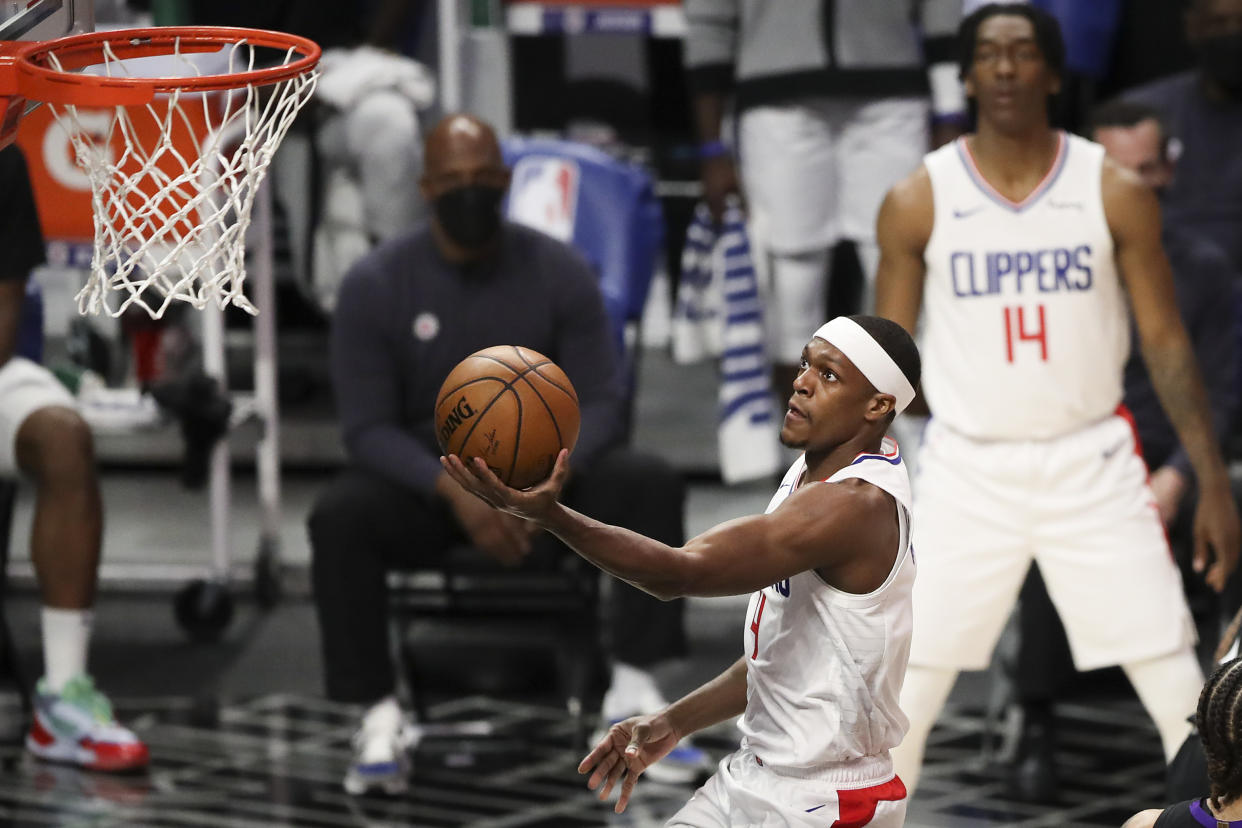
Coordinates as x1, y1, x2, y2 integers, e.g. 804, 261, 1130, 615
666, 748, 907, 828
0, 357, 76, 476
738, 96, 929, 255
908, 413, 1195, 671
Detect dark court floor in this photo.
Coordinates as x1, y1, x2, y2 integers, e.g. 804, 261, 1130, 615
0, 347, 1174, 826
0, 589, 1167, 828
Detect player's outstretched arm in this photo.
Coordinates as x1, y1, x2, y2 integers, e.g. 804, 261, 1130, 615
440, 451, 898, 599
579, 657, 747, 813
1105, 160, 1241, 591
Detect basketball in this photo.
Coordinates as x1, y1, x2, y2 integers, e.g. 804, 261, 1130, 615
434, 346, 581, 489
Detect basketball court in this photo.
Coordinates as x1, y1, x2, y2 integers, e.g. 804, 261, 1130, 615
0, 347, 1171, 827
0, 1, 1189, 825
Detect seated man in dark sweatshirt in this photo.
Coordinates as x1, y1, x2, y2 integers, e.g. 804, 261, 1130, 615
308, 113, 704, 795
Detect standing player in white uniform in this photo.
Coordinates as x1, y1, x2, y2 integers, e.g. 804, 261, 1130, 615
874, 4, 1241, 792
442, 315, 920, 827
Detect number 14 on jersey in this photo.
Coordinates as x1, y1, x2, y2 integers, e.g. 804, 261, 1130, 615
1004, 304, 1048, 362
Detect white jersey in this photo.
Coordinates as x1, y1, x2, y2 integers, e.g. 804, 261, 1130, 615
739, 437, 915, 783
920, 132, 1129, 440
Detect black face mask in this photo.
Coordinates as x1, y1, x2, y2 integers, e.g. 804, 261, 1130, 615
434, 185, 505, 249
1195, 32, 1242, 95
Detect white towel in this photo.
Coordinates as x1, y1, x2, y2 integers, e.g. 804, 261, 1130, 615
675, 202, 782, 483
317, 45, 436, 111
671, 202, 725, 364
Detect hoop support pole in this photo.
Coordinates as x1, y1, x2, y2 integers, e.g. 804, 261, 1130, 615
202, 302, 232, 581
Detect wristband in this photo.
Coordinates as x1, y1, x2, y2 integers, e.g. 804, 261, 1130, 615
698, 140, 730, 160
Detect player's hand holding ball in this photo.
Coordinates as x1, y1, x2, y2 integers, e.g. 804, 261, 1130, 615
442, 447, 573, 526
435, 346, 579, 524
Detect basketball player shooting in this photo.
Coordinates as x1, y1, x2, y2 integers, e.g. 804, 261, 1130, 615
443, 316, 919, 826
873, 4, 1241, 792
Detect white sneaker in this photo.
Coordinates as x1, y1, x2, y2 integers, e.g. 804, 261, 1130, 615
643, 739, 714, 785
26, 675, 149, 772
600, 663, 669, 723
343, 701, 416, 795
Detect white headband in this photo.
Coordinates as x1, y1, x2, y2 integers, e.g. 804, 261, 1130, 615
813, 317, 916, 415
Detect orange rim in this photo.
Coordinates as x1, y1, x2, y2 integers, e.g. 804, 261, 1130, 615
8, 26, 320, 106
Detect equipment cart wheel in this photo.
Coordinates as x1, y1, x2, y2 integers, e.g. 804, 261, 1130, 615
173, 578, 235, 642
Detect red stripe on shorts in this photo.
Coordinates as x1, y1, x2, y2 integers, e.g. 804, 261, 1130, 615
1115, 403, 1175, 558
831, 776, 907, 827
1113, 403, 1147, 470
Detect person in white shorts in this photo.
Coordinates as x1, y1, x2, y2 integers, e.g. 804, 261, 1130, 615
442, 314, 921, 827
0, 145, 147, 772
873, 4, 1241, 792
682, 0, 965, 394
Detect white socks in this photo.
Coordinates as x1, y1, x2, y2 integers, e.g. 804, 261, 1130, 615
41, 607, 93, 693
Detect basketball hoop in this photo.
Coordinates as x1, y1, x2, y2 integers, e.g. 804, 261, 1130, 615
0, 27, 320, 317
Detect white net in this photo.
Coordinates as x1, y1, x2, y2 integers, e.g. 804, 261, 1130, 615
45, 36, 318, 318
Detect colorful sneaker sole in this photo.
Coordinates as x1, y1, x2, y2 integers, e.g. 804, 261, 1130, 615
343, 760, 409, 796
26, 716, 150, 772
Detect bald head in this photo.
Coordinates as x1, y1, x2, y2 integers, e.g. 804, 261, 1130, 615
420, 113, 509, 203
420, 114, 511, 258
424, 114, 504, 178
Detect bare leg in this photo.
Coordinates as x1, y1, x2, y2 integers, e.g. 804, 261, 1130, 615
12, 405, 147, 769
15, 406, 101, 610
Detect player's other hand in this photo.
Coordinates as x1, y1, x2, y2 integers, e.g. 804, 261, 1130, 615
578, 711, 681, 813
702, 154, 743, 225
1193, 479, 1241, 592
1149, 465, 1189, 526
440, 449, 570, 525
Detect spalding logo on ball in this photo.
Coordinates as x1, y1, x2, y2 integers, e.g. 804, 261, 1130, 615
434, 345, 581, 488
